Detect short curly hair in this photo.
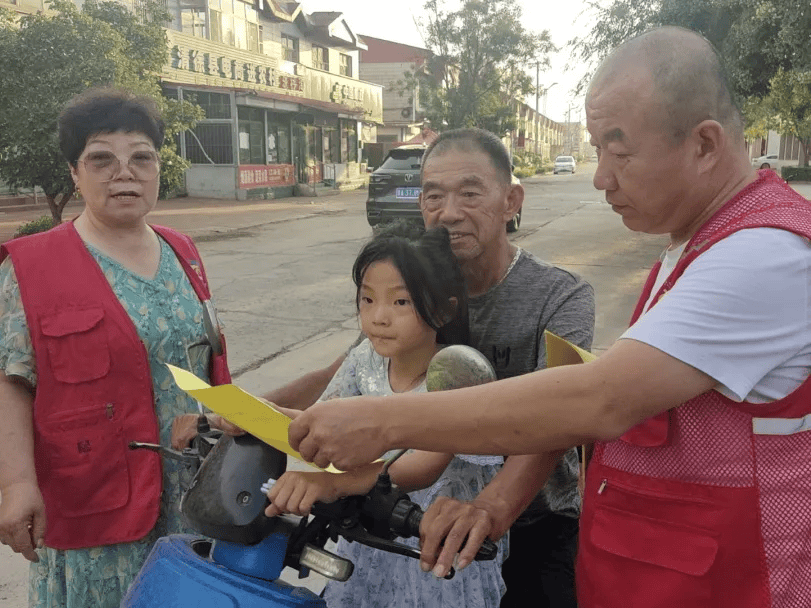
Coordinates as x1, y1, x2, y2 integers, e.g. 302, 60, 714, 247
58, 87, 165, 167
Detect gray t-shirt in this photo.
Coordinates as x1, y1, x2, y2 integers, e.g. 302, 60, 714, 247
468, 249, 595, 524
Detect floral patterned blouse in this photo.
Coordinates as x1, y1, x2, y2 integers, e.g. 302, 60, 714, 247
0, 235, 212, 608
319, 339, 508, 608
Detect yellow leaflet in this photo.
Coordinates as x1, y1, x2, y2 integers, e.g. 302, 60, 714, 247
166, 364, 342, 474
544, 332, 596, 485
544, 331, 597, 367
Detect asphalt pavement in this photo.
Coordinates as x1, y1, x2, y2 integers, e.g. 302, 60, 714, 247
0, 187, 365, 245
3, 175, 808, 245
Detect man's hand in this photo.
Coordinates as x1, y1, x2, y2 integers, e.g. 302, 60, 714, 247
419, 496, 504, 578
0, 480, 46, 562
288, 398, 389, 470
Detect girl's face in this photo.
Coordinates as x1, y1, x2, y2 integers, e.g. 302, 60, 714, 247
358, 260, 437, 360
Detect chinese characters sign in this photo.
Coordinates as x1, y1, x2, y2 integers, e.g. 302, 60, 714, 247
239, 164, 296, 189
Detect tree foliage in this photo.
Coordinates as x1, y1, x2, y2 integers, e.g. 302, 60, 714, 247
409, 0, 555, 134
570, 0, 811, 164
0, 0, 202, 223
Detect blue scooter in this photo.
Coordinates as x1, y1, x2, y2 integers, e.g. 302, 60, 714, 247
122, 419, 497, 607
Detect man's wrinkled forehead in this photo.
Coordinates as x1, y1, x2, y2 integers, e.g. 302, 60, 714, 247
426, 140, 480, 166
424, 141, 505, 182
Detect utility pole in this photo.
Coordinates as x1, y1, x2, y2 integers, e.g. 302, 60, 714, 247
534, 62, 540, 156
566, 104, 572, 155
540, 82, 557, 160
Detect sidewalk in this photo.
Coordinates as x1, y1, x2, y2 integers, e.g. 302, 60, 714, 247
0, 187, 367, 244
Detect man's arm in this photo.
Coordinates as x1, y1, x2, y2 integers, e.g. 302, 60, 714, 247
418, 452, 561, 575
261, 354, 345, 410
288, 338, 717, 469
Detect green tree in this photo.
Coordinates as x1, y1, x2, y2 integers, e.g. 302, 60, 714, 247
410, 0, 555, 134
570, 0, 811, 165
0, 0, 202, 224
761, 68, 811, 165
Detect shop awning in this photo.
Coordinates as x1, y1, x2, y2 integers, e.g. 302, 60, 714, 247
238, 88, 368, 120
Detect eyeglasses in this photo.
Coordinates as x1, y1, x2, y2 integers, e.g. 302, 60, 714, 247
78, 150, 161, 182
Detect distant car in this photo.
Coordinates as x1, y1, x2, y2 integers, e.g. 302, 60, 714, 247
751, 154, 795, 171
366, 145, 523, 232
366, 145, 425, 227
554, 155, 576, 174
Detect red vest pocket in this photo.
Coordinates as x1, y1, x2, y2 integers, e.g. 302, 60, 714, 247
583, 504, 719, 606
40, 307, 111, 384
39, 407, 131, 518
592, 505, 718, 575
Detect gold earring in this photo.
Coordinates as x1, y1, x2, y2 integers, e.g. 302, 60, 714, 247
74, 186, 81, 200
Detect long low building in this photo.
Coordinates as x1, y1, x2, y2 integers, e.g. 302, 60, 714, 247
4, 0, 384, 200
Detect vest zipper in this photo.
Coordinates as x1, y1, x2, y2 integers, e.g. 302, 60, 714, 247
595, 476, 714, 505
106, 403, 114, 419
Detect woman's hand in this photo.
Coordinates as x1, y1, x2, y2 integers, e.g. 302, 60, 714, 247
0, 480, 46, 563
264, 471, 339, 518
207, 414, 246, 436
170, 414, 199, 450
171, 413, 246, 450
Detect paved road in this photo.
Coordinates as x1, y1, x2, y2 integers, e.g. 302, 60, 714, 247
1, 166, 807, 604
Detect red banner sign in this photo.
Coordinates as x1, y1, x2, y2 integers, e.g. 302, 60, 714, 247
238, 164, 296, 189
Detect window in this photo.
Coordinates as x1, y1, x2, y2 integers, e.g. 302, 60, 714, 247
238, 107, 265, 165
185, 124, 233, 165
282, 34, 299, 63
312, 45, 329, 72
209, 9, 222, 43
221, 12, 235, 46
180, 8, 206, 38
339, 53, 352, 77
341, 120, 357, 163
267, 121, 291, 164
322, 127, 340, 163
186, 91, 231, 119
378, 148, 423, 170
246, 23, 260, 53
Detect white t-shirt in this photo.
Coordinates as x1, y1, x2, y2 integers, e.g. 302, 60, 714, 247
621, 228, 811, 404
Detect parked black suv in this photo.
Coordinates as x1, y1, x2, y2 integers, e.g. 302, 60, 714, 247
366, 145, 425, 227
366, 145, 522, 232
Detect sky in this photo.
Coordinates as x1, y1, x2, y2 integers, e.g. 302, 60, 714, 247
300, 0, 599, 124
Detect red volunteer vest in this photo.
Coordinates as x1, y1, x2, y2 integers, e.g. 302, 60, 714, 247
577, 171, 811, 608
1, 222, 231, 550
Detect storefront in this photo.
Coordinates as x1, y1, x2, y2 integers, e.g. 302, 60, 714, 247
161, 30, 383, 200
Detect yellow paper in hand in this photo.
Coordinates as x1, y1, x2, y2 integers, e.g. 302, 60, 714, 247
166, 364, 342, 473
544, 331, 596, 494
544, 331, 597, 367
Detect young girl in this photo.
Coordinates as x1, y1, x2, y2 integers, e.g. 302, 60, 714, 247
265, 221, 507, 608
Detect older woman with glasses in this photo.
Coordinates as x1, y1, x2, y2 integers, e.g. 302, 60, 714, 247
0, 88, 233, 607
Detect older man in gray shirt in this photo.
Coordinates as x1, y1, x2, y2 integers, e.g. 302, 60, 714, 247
419, 129, 592, 607
265, 128, 594, 607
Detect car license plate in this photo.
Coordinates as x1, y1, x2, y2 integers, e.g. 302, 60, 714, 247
395, 187, 421, 199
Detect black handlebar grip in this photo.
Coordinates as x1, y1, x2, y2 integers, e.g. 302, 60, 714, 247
407, 507, 498, 561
